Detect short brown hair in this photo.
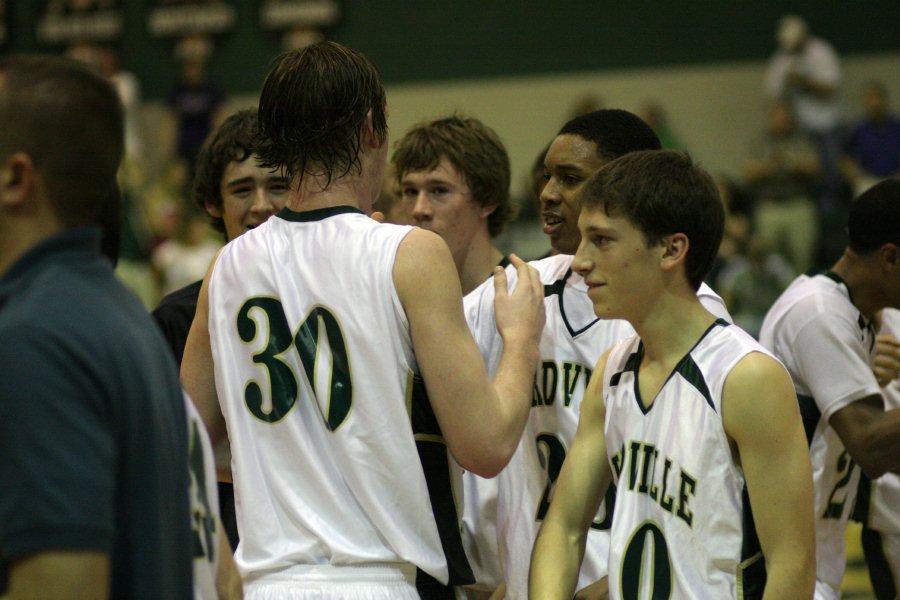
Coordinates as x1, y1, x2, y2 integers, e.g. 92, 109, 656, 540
0, 55, 123, 228
579, 150, 723, 290
392, 115, 514, 236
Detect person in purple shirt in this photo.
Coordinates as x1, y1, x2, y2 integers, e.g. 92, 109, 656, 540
843, 81, 900, 196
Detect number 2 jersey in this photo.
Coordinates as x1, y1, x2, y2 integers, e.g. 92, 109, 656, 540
759, 272, 879, 600
207, 206, 470, 586
602, 320, 770, 599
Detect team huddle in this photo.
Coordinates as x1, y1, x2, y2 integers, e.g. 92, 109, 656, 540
2, 40, 900, 600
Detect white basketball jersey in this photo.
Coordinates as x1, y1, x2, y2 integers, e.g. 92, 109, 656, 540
462, 253, 731, 598
185, 394, 221, 600
208, 206, 470, 586
603, 321, 768, 600
759, 272, 880, 598
854, 307, 900, 535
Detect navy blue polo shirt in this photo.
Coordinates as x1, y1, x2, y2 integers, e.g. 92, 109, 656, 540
0, 228, 192, 598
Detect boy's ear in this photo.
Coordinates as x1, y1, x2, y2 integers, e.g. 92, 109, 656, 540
363, 109, 383, 148
660, 232, 689, 269
0, 152, 37, 210
481, 203, 498, 219
205, 199, 223, 219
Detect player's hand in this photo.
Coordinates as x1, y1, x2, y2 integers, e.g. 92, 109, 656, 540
874, 335, 900, 388
574, 576, 609, 600
493, 253, 545, 349
370, 210, 385, 223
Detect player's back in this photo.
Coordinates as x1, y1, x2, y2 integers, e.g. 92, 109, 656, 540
207, 206, 454, 584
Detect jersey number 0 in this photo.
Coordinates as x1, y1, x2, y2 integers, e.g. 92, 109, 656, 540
236, 297, 352, 430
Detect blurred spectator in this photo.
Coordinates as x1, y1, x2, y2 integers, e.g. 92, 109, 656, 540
152, 212, 220, 295
843, 81, 900, 196
717, 237, 795, 339
707, 175, 752, 287
97, 45, 143, 163
641, 101, 683, 149
744, 99, 820, 275
765, 14, 844, 212
168, 35, 225, 184
568, 93, 603, 119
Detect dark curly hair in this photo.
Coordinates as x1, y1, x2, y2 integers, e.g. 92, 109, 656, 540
257, 41, 387, 187
192, 109, 265, 236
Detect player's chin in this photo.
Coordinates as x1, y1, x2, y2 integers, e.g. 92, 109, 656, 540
588, 288, 620, 318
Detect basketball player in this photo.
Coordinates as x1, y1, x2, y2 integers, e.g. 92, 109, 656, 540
462, 110, 730, 599
759, 179, 900, 600
180, 41, 545, 599
530, 150, 815, 599
853, 308, 900, 599
154, 108, 290, 365
391, 115, 515, 598
153, 108, 290, 555
392, 114, 514, 295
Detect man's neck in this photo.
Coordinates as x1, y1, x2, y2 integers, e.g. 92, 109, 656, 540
458, 233, 504, 296
0, 216, 61, 277
286, 174, 374, 215
631, 288, 717, 369
830, 252, 881, 321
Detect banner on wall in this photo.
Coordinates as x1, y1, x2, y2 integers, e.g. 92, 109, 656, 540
37, 0, 123, 45
259, 0, 339, 30
148, 0, 236, 37
0, 0, 7, 47
259, 0, 339, 51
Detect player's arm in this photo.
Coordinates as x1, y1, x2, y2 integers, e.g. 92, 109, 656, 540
829, 395, 900, 478
791, 313, 900, 478
722, 352, 815, 600
5, 552, 109, 600
529, 353, 612, 600
394, 228, 544, 477
181, 258, 228, 447
215, 515, 243, 600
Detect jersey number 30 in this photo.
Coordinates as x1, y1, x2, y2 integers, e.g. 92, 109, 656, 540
237, 297, 352, 429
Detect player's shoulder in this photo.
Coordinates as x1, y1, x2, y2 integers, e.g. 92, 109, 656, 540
774, 273, 856, 320
528, 253, 574, 283
697, 282, 732, 323
709, 320, 780, 366
396, 227, 452, 269
604, 333, 642, 376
